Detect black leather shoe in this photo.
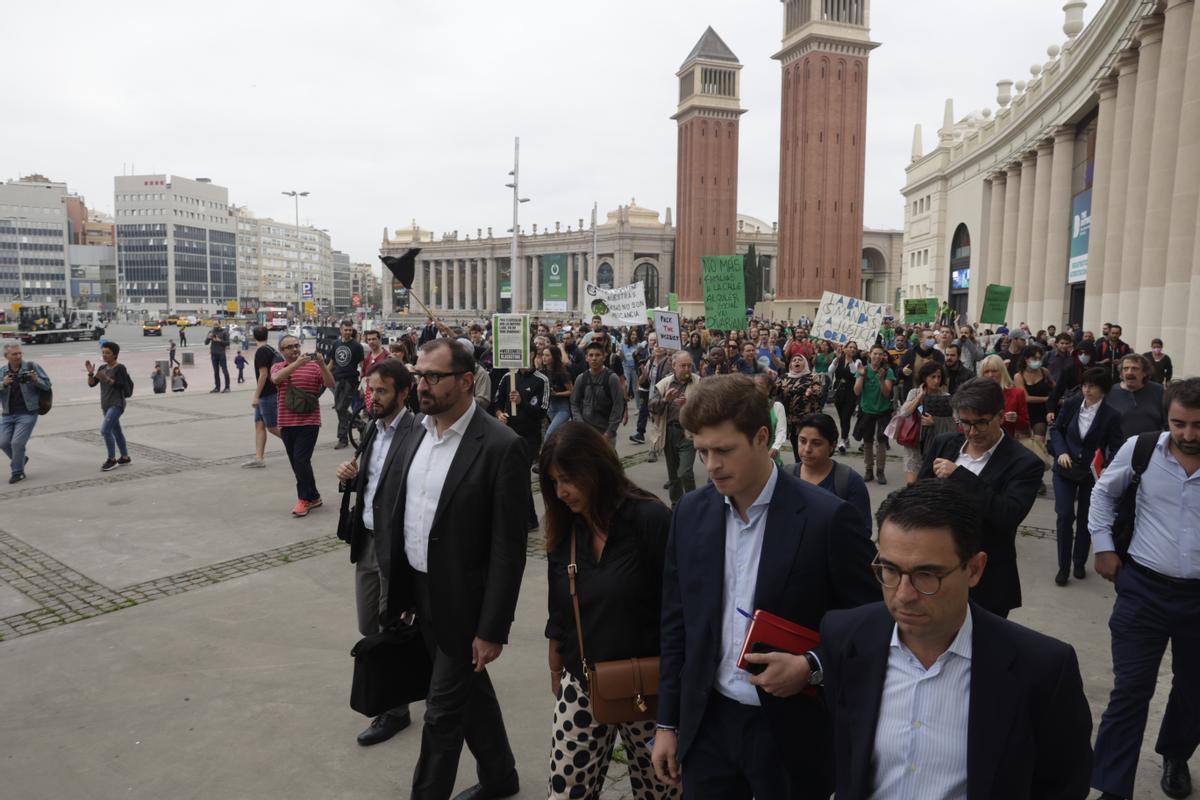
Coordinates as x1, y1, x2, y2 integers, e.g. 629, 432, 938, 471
1163, 756, 1193, 799
356, 711, 411, 746
1055, 568, 1069, 586
451, 776, 520, 800
1074, 563, 1087, 580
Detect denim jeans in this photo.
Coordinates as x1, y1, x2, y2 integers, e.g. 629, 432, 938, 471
0, 413, 38, 475
545, 402, 571, 439
100, 406, 128, 459
211, 353, 230, 390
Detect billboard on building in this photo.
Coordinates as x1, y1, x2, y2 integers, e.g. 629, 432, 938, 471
1069, 189, 1092, 284
542, 253, 568, 312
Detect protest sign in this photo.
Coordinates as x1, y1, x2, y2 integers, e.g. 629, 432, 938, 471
668, 292, 679, 311
903, 298, 938, 324
584, 281, 648, 326
980, 284, 1013, 325
814, 291, 886, 346
652, 310, 682, 351
492, 314, 530, 369
702, 256, 746, 332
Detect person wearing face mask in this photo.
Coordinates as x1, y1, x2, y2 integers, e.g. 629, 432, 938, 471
899, 330, 944, 396
1048, 342, 1096, 421
1143, 338, 1173, 384
1014, 344, 1054, 439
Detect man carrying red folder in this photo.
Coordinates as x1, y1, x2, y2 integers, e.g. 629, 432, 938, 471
652, 375, 878, 799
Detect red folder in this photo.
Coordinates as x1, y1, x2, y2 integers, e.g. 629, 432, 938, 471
737, 609, 821, 695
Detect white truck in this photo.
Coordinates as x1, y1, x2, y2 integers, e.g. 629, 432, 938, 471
2, 305, 106, 345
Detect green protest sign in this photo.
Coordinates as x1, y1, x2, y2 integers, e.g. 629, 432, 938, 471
541, 253, 567, 312
702, 256, 746, 332
980, 284, 1013, 325
903, 298, 938, 324
668, 292, 679, 312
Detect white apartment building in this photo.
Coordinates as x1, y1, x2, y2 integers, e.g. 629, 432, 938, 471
235, 208, 333, 312
0, 178, 71, 301
114, 175, 237, 314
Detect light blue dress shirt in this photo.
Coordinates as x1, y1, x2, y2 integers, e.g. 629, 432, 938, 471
1089, 432, 1200, 579
715, 466, 780, 707
870, 608, 973, 800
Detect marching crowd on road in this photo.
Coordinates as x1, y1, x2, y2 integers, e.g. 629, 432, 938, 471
4, 308, 1198, 800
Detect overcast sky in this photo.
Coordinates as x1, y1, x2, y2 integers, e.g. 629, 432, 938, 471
4, 0, 1098, 273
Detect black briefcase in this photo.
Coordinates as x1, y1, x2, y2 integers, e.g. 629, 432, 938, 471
350, 623, 433, 717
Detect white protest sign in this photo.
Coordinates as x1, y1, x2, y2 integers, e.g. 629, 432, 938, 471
491, 313, 530, 369
814, 291, 886, 347
652, 309, 682, 351
584, 281, 648, 326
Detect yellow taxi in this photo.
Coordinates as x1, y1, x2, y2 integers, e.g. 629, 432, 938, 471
142, 320, 163, 336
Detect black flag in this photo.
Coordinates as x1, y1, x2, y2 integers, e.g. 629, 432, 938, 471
380, 248, 422, 289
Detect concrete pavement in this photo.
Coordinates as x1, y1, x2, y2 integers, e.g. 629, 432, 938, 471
0, 383, 1192, 799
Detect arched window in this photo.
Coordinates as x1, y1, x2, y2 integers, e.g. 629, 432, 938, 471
949, 223, 971, 317
633, 262, 660, 308
597, 262, 614, 289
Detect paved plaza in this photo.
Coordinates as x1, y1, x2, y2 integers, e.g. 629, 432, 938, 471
0, 333, 1193, 799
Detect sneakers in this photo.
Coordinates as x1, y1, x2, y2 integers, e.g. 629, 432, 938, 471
838, 440, 847, 455
307, 496, 323, 509
8, 472, 25, 484
101, 459, 118, 471
241, 458, 266, 469
629, 433, 646, 444
291, 498, 322, 516
647, 450, 658, 463
117, 456, 131, 466
334, 441, 349, 450
209, 388, 220, 394
221, 387, 230, 393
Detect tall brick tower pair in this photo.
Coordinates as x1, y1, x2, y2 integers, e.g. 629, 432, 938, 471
674, 1, 877, 313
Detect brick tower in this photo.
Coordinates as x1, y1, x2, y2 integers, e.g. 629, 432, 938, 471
775, 0, 878, 309
673, 27, 745, 309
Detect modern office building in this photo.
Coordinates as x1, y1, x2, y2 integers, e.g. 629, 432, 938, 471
114, 175, 237, 314
0, 177, 71, 301
332, 250, 351, 313
349, 262, 380, 311
234, 208, 333, 313
902, 0, 1200, 373
68, 244, 117, 309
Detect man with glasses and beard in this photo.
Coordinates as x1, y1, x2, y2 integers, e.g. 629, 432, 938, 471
334, 359, 416, 747
381, 338, 529, 800
918, 378, 1043, 618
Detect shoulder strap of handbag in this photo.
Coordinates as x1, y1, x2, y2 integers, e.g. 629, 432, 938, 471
567, 534, 589, 670
341, 421, 376, 516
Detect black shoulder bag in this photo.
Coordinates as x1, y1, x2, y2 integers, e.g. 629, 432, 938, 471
1111, 431, 1161, 558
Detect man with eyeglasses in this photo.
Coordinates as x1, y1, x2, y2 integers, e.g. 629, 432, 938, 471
917, 377, 1043, 618
796, 480, 1092, 799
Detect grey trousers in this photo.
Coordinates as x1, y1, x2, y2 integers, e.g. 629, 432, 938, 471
355, 532, 410, 719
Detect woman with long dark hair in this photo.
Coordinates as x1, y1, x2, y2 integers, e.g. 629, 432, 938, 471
541, 344, 573, 438
540, 421, 678, 800
830, 341, 863, 453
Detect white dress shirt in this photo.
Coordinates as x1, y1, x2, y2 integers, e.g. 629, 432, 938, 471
715, 466, 779, 707
871, 608, 973, 800
403, 400, 477, 573
954, 432, 1005, 476
1076, 398, 1101, 439
360, 409, 408, 532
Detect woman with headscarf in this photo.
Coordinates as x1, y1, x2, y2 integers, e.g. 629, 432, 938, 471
776, 353, 823, 463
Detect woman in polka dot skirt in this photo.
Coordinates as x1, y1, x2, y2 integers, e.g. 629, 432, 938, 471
539, 422, 681, 800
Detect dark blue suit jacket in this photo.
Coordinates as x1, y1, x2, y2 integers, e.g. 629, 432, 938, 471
818, 602, 1093, 800
658, 467, 878, 792
1048, 395, 1125, 480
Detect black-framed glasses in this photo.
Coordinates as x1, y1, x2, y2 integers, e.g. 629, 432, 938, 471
280, 343, 300, 351
412, 370, 467, 386
870, 557, 966, 596
954, 415, 996, 432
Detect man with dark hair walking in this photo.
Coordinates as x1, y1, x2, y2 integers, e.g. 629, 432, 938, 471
244, 326, 283, 468
205, 323, 231, 393
569, 340, 624, 445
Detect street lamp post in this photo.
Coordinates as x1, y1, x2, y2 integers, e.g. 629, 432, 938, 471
281, 190, 309, 321
504, 137, 530, 312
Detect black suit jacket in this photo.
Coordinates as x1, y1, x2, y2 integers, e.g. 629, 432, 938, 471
918, 434, 1042, 614
658, 467, 878, 793
347, 410, 418, 565
380, 405, 530, 659
1047, 396, 1125, 480
818, 602, 1093, 800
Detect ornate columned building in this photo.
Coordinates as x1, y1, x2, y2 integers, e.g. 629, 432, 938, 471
672, 28, 745, 314
773, 0, 878, 317
902, 0, 1200, 373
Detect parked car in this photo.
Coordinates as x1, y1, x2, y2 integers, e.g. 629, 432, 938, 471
143, 320, 163, 336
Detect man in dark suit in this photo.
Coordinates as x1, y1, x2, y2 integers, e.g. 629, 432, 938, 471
652, 374, 878, 799
806, 480, 1093, 799
918, 377, 1043, 617
380, 338, 530, 800
335, 359, 418, 746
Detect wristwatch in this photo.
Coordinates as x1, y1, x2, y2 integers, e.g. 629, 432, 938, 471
803, 651, 824, 687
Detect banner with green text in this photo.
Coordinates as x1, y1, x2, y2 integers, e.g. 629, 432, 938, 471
903, 298, 939, 324
702, 255, 746, 332
541, 253, 567, 312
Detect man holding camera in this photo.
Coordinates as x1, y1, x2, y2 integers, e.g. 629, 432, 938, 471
1, 342, 51, 484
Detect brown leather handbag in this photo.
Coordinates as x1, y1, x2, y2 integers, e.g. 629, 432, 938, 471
569, 534, 659, 725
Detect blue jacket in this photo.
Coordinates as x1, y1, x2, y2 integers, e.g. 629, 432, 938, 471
0, 360, 51, 415
658, 467, 879, 793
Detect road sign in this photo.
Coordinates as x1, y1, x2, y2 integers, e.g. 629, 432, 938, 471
301, 282, 314, 299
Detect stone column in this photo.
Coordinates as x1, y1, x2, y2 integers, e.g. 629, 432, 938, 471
1023, 140, 1055, 327
1100, 50, 1141, 329
578, 253, 590, 316
439, 259, 449, 312
475, 258, 484, 315
1042, 126, 1077, 328
1164, 0, 1200, 368
1084, 78, 1120, 333
486, 256, 497, 312
999, 162, 1022, 294
1117, 16, 1165, 339
976, 174, 1006, 324
1139, 0, 1195, 349
566, 252, 577, 315
1186, 191, 1200, 377
531, 254, 542, 314
410, 259, 425, 314
1012, 151, 1039, 326
463, 258, 473, 313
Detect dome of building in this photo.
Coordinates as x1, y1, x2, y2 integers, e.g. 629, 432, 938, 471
737, 213, 772, 233
605, 199, 663, 227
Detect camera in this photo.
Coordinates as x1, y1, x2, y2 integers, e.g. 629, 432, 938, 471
18, 370, 34, 384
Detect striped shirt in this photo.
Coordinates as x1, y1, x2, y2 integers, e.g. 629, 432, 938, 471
272, 360, 325, 427
870, 608, 972, 800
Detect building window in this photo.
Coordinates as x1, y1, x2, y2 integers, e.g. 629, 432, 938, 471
597, 262, 615, 289
633, 262, 660, 307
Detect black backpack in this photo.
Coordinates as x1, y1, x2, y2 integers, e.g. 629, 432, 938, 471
584, 369, 615, 424
791, 460, 852, 501
1112, 431, 1161, 558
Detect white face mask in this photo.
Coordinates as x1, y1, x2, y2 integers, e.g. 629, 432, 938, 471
1078, 354, 1092, 365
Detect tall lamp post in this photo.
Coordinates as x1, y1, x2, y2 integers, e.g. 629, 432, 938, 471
505, 137, 530, 312
282, 190, 309, 321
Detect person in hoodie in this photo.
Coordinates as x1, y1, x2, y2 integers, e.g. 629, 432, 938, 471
494, 350, 550, 530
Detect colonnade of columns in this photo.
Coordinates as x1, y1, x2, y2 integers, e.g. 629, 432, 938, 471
411, 251, 594, 316
975, 0, 1200, 374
